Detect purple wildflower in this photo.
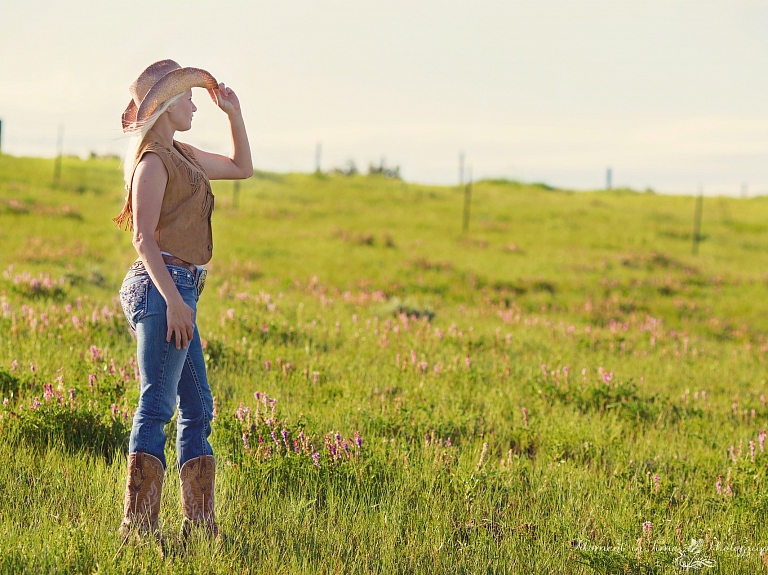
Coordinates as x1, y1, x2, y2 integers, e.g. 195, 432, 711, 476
265, 360, 271, 371
653, 475, 661, 493
89, 345, 101, 361
355, 432, 363, 449
750, 440, 756, 463
111, 404, 118, 417
68, 389, 75, 401
88, 374, 96, 392
242, 432, 249, 450
11, 360, 17, 372
43, 384, 53, 403
522, 407, 529, 428
760, 430, 766, 453
642, 521, 653, 539
271, 430, 280, 447
311, 452, 320, 467
31, 396, 40, 409
30, 363, 35, 374
716, 475, 722, 494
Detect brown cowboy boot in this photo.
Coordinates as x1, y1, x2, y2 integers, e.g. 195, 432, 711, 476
179, 454, 219, 538
118, 452, 164, 540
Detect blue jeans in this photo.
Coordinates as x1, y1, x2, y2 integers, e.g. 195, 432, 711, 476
119, 264, 214, 470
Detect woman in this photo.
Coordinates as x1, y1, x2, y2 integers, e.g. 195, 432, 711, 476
114, 59, 252, 541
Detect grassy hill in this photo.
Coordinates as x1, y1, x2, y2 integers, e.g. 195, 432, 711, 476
1, 152, 768, 573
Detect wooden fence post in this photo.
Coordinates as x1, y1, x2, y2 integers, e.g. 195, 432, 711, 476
53, 125, 64, 187
692, 187, 703, 255
462, 167, 473, 234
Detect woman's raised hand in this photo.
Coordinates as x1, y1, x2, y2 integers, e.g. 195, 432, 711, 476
209, 82, 241, 116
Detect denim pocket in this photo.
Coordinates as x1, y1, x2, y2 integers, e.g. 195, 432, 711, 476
119, 276, 150, 328
167, 266, 196, 289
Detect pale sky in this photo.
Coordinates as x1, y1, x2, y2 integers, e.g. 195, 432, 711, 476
1, 0, 767, 194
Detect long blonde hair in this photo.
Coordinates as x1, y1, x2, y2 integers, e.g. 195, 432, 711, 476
121, 91, 186, 190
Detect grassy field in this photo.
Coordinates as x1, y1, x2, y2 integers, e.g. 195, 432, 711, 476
2, 152, 768, 573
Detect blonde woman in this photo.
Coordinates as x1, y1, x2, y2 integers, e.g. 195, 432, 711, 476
114, 59, 252, 542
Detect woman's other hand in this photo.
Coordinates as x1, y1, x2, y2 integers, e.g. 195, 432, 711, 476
209, 83, 241, 116
166, 297, 195, 350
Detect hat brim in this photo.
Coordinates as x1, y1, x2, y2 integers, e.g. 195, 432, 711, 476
122, 100, 138, 132
122, 67, 218, 133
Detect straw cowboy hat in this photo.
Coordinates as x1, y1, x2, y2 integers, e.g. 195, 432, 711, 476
122, 59, 218, 132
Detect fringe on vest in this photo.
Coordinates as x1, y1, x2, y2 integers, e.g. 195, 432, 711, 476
174, 142, 215, 221
113, 188, 134, 231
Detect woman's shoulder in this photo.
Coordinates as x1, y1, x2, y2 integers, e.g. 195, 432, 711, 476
135, 133, 177, 174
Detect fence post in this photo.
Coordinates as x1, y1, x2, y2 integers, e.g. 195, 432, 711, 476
233, 180, 240, 209
53, 125, 64, 187
462, 167, 473, 234
606, 167, 612, 190
0, 119, 3, 153
459, 152, 465, 186
692, 187, 703, 256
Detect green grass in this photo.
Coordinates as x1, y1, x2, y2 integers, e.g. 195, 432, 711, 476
2, 152, 768, 573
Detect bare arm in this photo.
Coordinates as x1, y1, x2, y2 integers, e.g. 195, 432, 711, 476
186, 83, 253, 180
131, 153, 195, 349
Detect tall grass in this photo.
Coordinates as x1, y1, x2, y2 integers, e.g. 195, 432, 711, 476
1, 153, 768, 572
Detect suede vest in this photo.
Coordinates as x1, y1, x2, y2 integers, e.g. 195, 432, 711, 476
114, 130, 215, 265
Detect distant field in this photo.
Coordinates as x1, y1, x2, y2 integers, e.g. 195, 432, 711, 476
2, 153, 768, 573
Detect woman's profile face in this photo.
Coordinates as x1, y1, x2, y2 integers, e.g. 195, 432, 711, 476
167, 89, 197, 132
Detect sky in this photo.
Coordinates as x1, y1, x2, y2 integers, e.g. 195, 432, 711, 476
1, 0, 767, 194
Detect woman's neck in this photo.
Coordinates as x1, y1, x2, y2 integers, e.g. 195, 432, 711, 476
150, 116, 176, 148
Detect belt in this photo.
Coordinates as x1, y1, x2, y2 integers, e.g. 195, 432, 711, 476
129, 257, 207, 297
161, 254, 196, 274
